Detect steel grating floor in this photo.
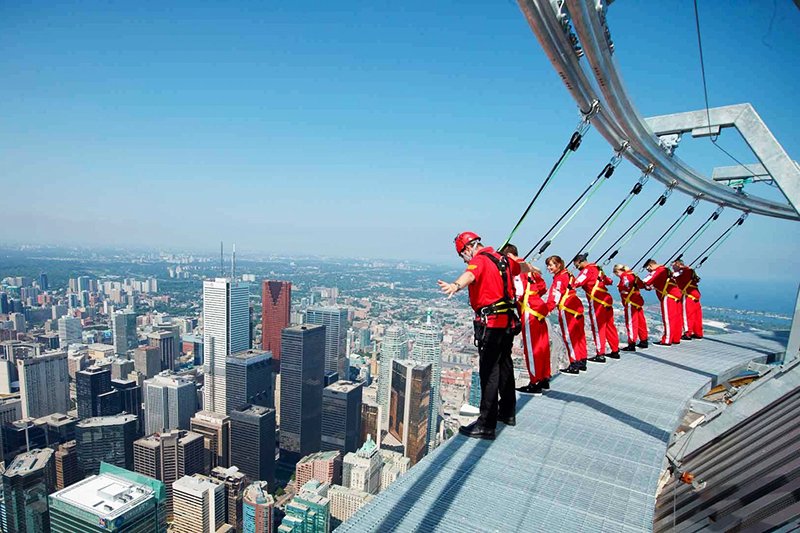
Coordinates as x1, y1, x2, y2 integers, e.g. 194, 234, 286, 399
335, 330, 789, 533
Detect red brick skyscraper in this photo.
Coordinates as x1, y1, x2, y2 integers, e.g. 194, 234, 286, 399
261, 280, 291, 370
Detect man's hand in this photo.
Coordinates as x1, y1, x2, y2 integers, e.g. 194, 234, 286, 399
438, 280, 459, 298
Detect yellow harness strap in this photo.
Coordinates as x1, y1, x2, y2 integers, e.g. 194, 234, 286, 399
522, 284, 547, 321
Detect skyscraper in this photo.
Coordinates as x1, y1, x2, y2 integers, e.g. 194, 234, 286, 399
134, 345, 162, 379
76, 365, 116, 419
279, 325, 325, 463
133, 430, 205, 517
111, 378, 144, 435
143, 373, 197, 435
48, 464, 167, 533
75, 414, 138, 475
243, 480, 274, 533
388, 360, 431, 465
468, 369, 481, 408
1, 448, 56, 533
411, 312, 443, 452
203, 278, 250, 415
360, 400, 379, 448
148, 328, 180, 372
226, 349, 273, 413
280, 480, 330, 533
210, 465, 246, 530
230, 405, 276, 490
261, 280, 291, 371
54, 441, 81, 491
112, 310, 138, 355
190, 411, 231, 473
305, 307, 348, 380
377, 325, 408, 429
321, 380, 363, 454
17, 350, 70, 419
342, 435, 382, 495
57, 316, 81, 348
172, 474, 225, 533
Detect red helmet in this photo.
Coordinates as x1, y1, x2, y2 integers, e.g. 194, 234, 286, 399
454, 231, 481, 254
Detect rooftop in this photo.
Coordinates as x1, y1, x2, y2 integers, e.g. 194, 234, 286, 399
77, 413, 137, 427
4, 448, 54, 478
50, 472, 155, 520
228, 349, 272, 362
173, 474, 221, 496
336, 331, 790, 532
325, 380, 362, 393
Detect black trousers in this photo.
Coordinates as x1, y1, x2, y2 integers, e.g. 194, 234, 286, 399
477, 327, 516, 430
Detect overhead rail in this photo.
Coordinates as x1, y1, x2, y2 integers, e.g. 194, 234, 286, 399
500, 109, 597, 251
690, 212, 748, 269
633, 198, 700, 270
666, 205, 724, 264
596, 183, 673, 265
516, 0, 799, 221
522, 148, 625, 261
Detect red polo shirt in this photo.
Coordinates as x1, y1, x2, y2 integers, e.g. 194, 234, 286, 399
466, 247, 520, 328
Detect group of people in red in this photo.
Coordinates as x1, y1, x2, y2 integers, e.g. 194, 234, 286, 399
439, 231, 704, 440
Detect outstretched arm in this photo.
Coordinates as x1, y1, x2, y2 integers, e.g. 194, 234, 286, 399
438, 271, 475, 298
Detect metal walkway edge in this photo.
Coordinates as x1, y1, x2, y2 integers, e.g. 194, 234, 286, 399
336, 331, 789, 532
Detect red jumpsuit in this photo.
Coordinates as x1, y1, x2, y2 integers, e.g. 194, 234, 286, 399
546, 269, 587, 363
617, 270, 648, 344
574, 263, 620, 355
673, 266, 703, 338
514, 272, 551, 384
641, 266, 683, 345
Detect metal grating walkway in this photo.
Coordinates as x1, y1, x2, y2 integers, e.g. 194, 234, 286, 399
336, 331, 789, 532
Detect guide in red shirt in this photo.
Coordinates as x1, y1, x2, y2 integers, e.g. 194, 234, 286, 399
613, 264, 649, 351
572, 254, 620, 361
545, 255, 587, 375
501, 244, 551, 395
641, 259, 683, 345
438, 231, 523, 440
671, 259, 703, 340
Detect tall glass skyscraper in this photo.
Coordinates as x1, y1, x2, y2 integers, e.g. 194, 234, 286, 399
305, 307, 348, 380
377, 325, 408, 430
411, 311, 443, 452
203, 278, 250, 415
112, 309, 138, 355
261, 280, 291, 371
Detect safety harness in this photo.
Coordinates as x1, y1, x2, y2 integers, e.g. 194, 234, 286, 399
521, 275, 547, 322
586, 266, 613, 309
474, 251, 521, 334
620, 273, 643, 309
556, 271, 583, 318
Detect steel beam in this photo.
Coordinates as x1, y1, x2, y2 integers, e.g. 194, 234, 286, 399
712, 164, 770, 182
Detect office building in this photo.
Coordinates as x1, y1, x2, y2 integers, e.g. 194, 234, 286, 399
329, 485, 374, 529
148, 329, 180, 372
172, 474, 225, 533
279, 325, 325, 463
226, 349, 273, 413
230, 405, 276, 490
57, 316, 81, 348
468, 369, 481, 408
9, 312, 26, 333
111, 378, 144, 435
322, 380, 362, 454
75, 414, 138, 475
111, 358, 135, 380
190, 410, 231, 472
76, 365, 117, 419
134, 346, 162, 379
54, 441, 81, 490
389, 360, 431, 465
203, 278, 250, 415
261, 280, 291, 371
1, 448, 56, 533
0, 396, 22, 425
379, 449, 410, 491
210, 465, 246, 530
143, 373, 196, 435
411, 312, 443, 451
112, 310, 138, 356
295, 451, 342, 490
48, 463, 167, 533
279, 480, 330, 533
243, 480, 274, 533
377, 325, 408, 429
342, 435, 382, 495
17, 350, 70, 418
305, 307, 348, 381
360, 400, 379, 448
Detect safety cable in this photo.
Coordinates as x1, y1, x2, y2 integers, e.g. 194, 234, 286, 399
634, 198, 700, 270
596, 182, 672, 265
574, 171, 649, 259
522, 146, 626, 261
666, 205, 724, 264
500, 103, 599, 251
691, 212, 748, 269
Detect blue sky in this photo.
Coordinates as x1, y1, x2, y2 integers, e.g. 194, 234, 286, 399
1, 1, 798, 280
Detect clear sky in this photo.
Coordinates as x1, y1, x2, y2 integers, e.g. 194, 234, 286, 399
1, 1, 798, 280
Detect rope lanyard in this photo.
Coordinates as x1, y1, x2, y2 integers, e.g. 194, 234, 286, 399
499, 109, 597, 251
596, 182, 672, 265
666, 205, 724, 264
574, 171, 650, 258
522, 145, 627, 261
634, 198, 700, 270
691, 212, 748, 269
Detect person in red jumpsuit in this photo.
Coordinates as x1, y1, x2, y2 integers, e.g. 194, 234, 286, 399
641, 259, 683, 346
572, 253, 620, 362
612, 263, 649, 351
671, 259, 703, 340
545, 255, 587, 375
500, 244, 551, 395
439, 231, 524, 440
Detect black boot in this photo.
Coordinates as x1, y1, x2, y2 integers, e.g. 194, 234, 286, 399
637, 340, 649, 348
607, 351, 620, 359
621, 343, 636, 352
